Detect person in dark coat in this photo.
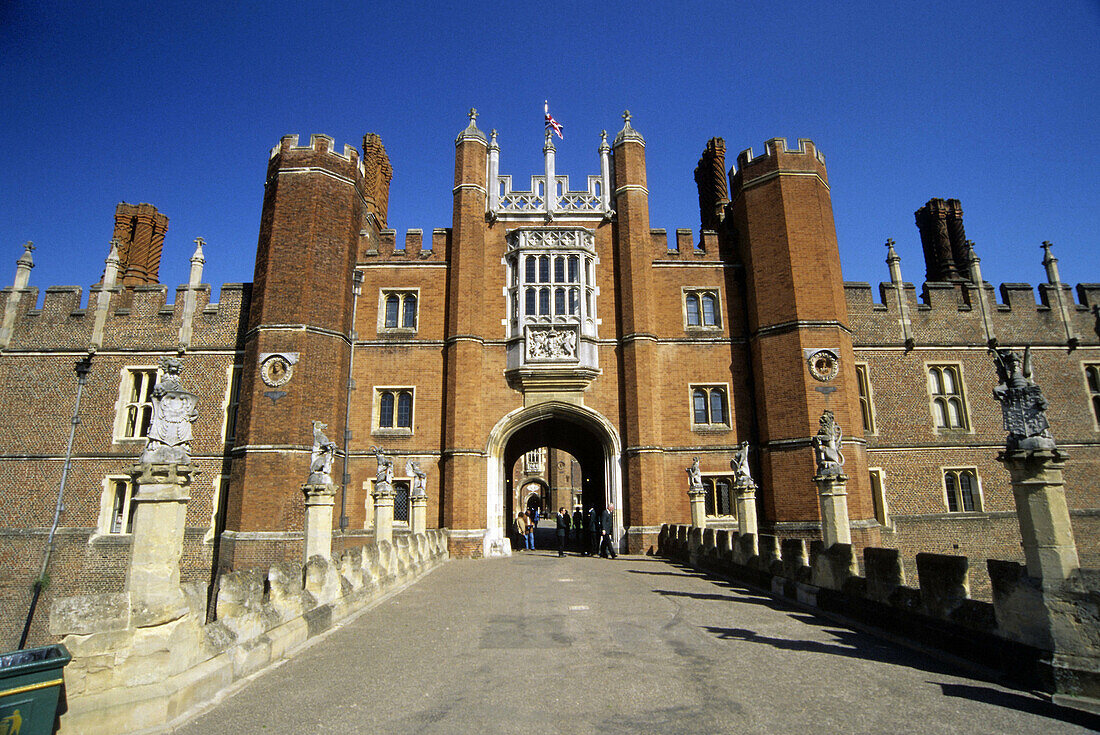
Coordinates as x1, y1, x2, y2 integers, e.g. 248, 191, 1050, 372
555, 507, 569, 557
599, 504, 617, 559
587, 506, 600, 557
572, 508, 585, 552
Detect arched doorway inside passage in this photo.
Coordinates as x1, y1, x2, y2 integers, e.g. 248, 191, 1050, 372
484, 401, 623, 557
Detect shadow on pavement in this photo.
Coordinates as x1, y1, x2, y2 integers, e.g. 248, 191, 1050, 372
934, 682, 1100, 729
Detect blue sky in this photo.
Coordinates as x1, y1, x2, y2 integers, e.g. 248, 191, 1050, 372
1, 1, 1097, 306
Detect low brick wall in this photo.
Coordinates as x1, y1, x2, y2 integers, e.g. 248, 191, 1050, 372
48, 530, 448, 735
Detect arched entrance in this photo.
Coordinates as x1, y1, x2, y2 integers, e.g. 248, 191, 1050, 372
485, 402, 623, 556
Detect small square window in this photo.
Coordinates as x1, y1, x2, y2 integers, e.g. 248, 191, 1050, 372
690, 385, 730, 430
943, 468, 981, 512
114, 367, 158, 440
378, 290, 419, 333
374, 387, 415, 435
683, 289, 720, 330
703, 475, 736, 518
99, 477, 136, 534
1085, 364, 1100, 427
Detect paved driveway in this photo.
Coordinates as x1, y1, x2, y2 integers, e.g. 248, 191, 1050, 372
174, 550, 1100, 734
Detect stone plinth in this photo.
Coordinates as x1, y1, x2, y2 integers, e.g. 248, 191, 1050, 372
373, 488, 395, 545
125, 462, 194, 626
302, 482, 336, 562
688, 486, 707, 528
815, 473, 851, 548
999, 449, 1080, 586
735, 478, 758, 537
410, 493, 428, 535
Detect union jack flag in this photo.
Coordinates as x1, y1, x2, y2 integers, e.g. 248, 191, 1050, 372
544, 100, 563, 139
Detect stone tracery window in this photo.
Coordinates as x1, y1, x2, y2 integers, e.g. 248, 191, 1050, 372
928, 364, 968, 430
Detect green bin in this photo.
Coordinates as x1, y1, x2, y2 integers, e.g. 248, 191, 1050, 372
0, 645, 70, 735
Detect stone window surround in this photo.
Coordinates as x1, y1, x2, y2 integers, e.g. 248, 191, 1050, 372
855, 362, 877, 435
377, 288, 420, 333
368, 477, 412, 525
112, 364, 160, 443
682, 287, 722, 332
372, 386, 415, 436
95, 475, 135, 536
205, 475, 229, 544
1083, 362, 1100, 430
941, 466, 983, 513
701, 473, 736, 518
868, 467, 890, 528
220, 364, 243, 444
925, 362, 973, 434
689, 383, 731, 432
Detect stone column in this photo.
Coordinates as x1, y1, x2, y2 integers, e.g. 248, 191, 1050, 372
302, 482, 336, 562
373, 486, 395, 545
688, 485, 707, 529
410, 492, 428, 535
815, 473, 851, 548
735, 477, 759, 537
125, 462, 193, 625
999, 449, 1079, 585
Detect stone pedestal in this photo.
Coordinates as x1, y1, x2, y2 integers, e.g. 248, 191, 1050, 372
735, 478, 758, 537
302, 482, 336, 562
373, 487, 395, 545
688, 486, 707, 528
410, 493, 428, 535
999, 449, 1080, 585
125, 462, 193, 625
815, 473, 851, 548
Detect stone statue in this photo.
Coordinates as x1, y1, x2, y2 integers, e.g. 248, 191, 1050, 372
731, 441, 752, 484
405, 459, 427, 497
812, 410, 845, 478
371, 446, 394, 495
139, 357, 198, 464
307, 421, 337, 484
992, 346, 1056, 451
686, 456, 702, 490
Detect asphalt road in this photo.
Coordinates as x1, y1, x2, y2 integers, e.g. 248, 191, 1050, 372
172, 543, 1100, 734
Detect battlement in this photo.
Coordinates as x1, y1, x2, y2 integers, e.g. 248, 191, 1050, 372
360, 227, 449, 262
646, 227, 722, 260
733, 138, 827, 175
268, 133, 366, 180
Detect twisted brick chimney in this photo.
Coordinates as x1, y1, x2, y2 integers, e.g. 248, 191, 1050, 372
112, 203, 168, 285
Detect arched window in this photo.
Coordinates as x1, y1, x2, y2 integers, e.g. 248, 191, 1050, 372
384, 294, 400, 328
402, 294, 417, 329
539, 255, 550, 283
693, 389, 708, 425
686, 294, 700, 326
555, 288, 566, 315
944, 468, 979, 512
379, 391, 395, 427
526, 288, 536, 315
928, 365, 968, 429
568, 288, 578, 315
397, 391, 413, 428
701, 294, 717, 326
539, 287, 550, 315
568, 255, 579, 283
525, 255, 536, 283
554, 256, 565, 283
1088, 364, 1100, 423
709, 389, 726, 425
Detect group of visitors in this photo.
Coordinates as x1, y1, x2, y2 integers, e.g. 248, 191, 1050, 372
514, 504, 617, 559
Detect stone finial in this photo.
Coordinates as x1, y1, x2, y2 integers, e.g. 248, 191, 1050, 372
812, 410, 845, 478
468, 107, 478, 122
405, 459, 427, 497
139, 357, 198, 464
17, 241, 35, 268
613, 110, 644, 147
371, 445, 394, 496
731, 441, 752, 484
599, 129, 609, 153
884, 238, 899, 264
992, 346, 1056, 451
308, 420, 337, 484
455, 108, 486, 145
686, 456, 703, 490
13, 241, 35, 291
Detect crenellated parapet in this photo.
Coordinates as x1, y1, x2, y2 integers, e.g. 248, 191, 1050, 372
730, 138, 828, 192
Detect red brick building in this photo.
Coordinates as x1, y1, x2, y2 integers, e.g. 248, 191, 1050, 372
3, 111, 1099, 645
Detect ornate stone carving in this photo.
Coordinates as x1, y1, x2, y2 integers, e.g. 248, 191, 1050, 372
371, 446, 394, 496
307, 421, 337, 485
139, 357, 198, 464
812, 410, 845, 478
526, 327, 577, 360
806, 349, 840, 382
405, 459, 427, 497
259, 352, 297, 387
686, 456, 703, 491
731, 441, 752, 484
992, 346, 1056, 451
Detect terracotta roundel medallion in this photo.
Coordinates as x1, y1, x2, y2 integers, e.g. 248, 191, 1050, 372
807, 349, 840, 382
260, 354, 294, 387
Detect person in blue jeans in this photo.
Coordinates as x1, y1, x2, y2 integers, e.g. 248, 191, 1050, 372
525, 509, 536, 550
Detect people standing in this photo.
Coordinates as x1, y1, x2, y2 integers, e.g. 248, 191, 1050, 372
599, 503, 617, 559
514, 511, 528, 552
555, 507, 569, 557
587, 506, 600, 558
525, 509, 536, 550
572, 507, 585, 552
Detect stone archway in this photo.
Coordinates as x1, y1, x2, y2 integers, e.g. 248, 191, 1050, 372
485, 402, 623, 556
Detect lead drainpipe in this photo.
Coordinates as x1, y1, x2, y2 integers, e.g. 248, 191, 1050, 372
340, 270, 364, 531
20, 355, 92, 648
